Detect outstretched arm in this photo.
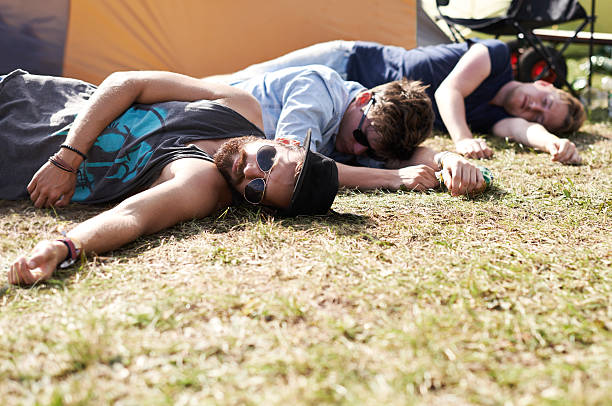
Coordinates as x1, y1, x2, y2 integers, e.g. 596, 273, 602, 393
27, 71, 262, 208
10, 159, 232, 285
337, 147, 485, 196
492, 117, 581, 164
337, 162, 439, 192
434, 43, 494, 159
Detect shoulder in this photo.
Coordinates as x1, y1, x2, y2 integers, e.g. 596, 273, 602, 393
266, 65, 344, 86
157, 158, 232, 211
283, 65, 358, 105
163, 158, 226, 184
239, 65, 346, 99
471, 39, 510, 61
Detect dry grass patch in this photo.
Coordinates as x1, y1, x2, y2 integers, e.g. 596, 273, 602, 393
1, 123, 611, 405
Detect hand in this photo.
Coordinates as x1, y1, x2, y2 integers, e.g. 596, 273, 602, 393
547, 138, 581, 164
8, 240, 67, 285
27, 161, 77, 208
438, 153, 485, 196
396, 165, 439, 192
455, 138, 493, 159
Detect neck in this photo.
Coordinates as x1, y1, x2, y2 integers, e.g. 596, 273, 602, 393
190, 138, 231, 156
491, 80, 521, 106
338, 101, 354, 132
335, 100, 356, 150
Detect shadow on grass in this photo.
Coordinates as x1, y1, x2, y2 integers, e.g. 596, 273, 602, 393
0, 199, 110, 222
201, 204, 370, 233
466, 185, 508, 201
472, 127, 608, 156
1, 198, 372, 294
1, 181, 503, 293
572, 127, 611, 144
49, 204, 372, 266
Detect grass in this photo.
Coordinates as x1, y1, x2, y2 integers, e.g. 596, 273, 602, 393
1, 128, 611, 403
1, 123, 610, 405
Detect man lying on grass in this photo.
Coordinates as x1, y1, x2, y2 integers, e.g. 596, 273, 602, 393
1, 70, 484, 285
208, 39, 585, 163
1, 69, 339, 285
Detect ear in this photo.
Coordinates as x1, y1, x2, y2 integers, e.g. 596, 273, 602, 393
354, 91, 373, 106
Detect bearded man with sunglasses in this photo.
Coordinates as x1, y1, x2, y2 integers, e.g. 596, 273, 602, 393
205, 64, 487, 196
3, 70, 338, 286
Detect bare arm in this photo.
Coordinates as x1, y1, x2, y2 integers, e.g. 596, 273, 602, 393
337, 146, 485, 196
492, 117, 581, 164
337, 162, 439, 192
67, 71, 262, 155
28, 71, 262, 208
434, 43, 494, 159
10, 159, 232, 285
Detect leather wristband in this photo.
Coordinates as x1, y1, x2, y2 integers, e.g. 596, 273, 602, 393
56, 237, 82, 269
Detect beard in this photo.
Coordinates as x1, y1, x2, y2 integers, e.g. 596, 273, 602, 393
213, 136, 262, 185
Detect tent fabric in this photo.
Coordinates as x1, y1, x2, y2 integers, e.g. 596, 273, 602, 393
63, 0, 418, 84
0, 0, 69, 76
1, 0, 451, 84
417, 0, 452, 46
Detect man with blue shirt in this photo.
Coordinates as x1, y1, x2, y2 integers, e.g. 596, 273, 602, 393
211, 39, 585, 164
206, 63, 488, 196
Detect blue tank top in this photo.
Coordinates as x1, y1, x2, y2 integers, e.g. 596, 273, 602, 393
0, 70, 264, 202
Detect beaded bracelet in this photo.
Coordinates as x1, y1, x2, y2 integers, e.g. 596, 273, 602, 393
60, 144, 87, 160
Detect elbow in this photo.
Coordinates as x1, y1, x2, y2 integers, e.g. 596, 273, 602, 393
434, 85, 450, 106
433, 86, 443, 103
100, 71, 141, 94
102, 71, 132, 86
109, 201, 150, 237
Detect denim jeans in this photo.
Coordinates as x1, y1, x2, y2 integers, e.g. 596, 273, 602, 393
229, 40, 355, 82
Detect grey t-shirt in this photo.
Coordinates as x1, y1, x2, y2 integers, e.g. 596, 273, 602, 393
0, 70, 263, 203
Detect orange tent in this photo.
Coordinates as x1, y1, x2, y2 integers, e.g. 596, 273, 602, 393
2, 0, 449, 84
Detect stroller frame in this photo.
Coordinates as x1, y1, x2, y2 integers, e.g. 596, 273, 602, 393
435, 0, 599, 98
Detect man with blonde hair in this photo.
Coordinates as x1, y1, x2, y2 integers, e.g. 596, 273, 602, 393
213, 39, 585, 164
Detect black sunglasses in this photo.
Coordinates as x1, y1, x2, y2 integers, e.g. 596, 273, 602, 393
352, 95, 380, 159
244, 145, 277, 204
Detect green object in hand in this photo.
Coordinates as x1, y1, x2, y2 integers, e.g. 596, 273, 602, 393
477, 165, 493, 187
436, 165, 493, 193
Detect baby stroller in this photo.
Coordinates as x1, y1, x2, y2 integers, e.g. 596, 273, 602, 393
434, 0, 595, 95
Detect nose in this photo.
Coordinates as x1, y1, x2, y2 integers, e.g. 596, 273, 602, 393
528, 100, 545, 113
353, 141, 369, 156
243, 160, 263, 179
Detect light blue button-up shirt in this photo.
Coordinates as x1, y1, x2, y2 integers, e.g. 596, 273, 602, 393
230, 65, 384, 168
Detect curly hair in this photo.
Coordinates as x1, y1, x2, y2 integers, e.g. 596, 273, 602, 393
367, 79, 434, 160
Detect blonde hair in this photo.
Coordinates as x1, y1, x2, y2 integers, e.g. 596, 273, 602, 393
552, 88, 586, 134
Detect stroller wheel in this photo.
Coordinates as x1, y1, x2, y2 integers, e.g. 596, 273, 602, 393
517, 46, 567, 88
506, 39, 526, 76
